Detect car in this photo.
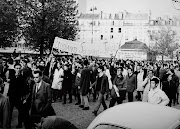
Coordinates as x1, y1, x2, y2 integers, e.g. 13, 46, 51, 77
87, 102, 180, 129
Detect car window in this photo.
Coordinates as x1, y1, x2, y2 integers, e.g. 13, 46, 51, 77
94, 124, 126, 129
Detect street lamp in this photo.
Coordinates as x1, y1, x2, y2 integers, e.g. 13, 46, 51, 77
90, 6, 97, 44
172, 0, 180, 10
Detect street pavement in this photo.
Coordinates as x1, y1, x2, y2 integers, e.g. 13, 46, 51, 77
11, 96, 180, 129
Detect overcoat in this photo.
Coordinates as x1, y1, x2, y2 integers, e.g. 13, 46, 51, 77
80, 67, 91, 96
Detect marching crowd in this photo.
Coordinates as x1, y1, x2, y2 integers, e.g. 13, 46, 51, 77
0, 54, 180, 129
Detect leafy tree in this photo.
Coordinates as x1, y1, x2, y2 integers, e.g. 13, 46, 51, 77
0, 0, 18, 48
148, 26, 179, 61
13, 0, 78, 56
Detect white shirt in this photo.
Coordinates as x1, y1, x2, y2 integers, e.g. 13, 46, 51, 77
36, 80, 42, 93
148, 88, 169, 106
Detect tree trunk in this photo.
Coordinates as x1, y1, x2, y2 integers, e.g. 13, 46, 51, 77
40, 36, 44, 57
40, 0, 45, 57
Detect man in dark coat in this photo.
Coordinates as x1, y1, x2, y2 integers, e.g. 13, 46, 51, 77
126, 66, 137, 102
79, 60, 91, 110
30, 70, 55, 120
7, 63, 24, 128
62, 64, 72, 104
92, 65, 109, 116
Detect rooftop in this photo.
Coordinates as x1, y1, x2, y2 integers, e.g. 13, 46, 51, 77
121, 39, 148, 50
78, 14, 100, 19
124, 12, 149, 20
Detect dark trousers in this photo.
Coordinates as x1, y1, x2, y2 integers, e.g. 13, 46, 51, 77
128, 92, 133, 102
22, 102, 31, 129
52, 89, 62, 101
109, 90, 126, 108
9, 97, 23, 126
63, 87, 72, 103
93, 92, 107, 112
137, 91, 143, 101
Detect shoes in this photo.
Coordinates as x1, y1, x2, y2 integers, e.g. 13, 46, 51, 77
79, 105, 84, 108
82, 107, 89, 110
16, 124, 22, 128
75, 102, 80, 105
92, 111, 97, 116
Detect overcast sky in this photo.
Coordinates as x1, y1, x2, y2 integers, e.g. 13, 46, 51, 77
86, 0, 180, 18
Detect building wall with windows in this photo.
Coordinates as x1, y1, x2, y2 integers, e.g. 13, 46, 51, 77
77, 11, 180, 57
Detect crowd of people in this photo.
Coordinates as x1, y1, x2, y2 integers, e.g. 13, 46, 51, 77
0, 54, 179, 129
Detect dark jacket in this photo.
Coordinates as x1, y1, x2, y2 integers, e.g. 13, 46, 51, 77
126, 74, 137, 92
162, 80, 176, 99
113, 75, 127, 90
31, 81, 55, 117
96, 74, 109, 94
0, 94, 10, 129
80, 67, 91, 96
7, 69, 24, 98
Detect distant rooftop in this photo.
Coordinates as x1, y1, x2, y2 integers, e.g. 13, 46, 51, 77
121, 39, 148, 50
124, 12, 149, 20
79, 14, 100, 19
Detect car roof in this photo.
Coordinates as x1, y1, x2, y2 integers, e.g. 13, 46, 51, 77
88, 102, 180, 129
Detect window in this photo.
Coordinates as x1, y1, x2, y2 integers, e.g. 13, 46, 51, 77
111, 28, 113, 33
101, 35, 103, 40
112, 21, 114, 26
110, 35, 113, 39
118, 28, 121, 33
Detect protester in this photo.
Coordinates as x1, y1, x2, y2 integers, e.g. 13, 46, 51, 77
30, 70, 55, 120
148, 77, 169, 106
109, 67, 126, 107
79, 60, 91, 110
92, 65, 108, 116
126, 66, 137, 102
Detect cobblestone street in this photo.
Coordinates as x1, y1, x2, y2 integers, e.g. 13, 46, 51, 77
11, 96, 180, 129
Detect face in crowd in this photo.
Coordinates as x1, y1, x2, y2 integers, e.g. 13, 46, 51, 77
117, 68, 122, 76
128, 68, 133, 75
33, 72, 42, 83
14, 64, 22, 75
148, 70, 154, 79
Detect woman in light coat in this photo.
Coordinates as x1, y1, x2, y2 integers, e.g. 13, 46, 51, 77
51, 62, 64, 102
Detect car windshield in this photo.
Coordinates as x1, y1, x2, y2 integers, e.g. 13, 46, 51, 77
94, 124, 127, 129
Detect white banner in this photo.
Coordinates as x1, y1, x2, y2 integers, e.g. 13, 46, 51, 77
53, 37, 81, 55
53, 37, 111, 57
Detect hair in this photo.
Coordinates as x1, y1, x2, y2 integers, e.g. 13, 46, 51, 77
83, 60, 89, 66
33, 70, 43, 76
150, 77, 159, 84
37, 66, 45, 72
117, 67, 123, 71
22, 59, 28, 64
14, 63, 21, 68
7, 58, 13, 65
148, 69, 154, 74
98, 65, 104, 71
170, 69, 175, 74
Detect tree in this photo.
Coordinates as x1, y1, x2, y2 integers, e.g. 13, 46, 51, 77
13, 0, 78, 56
0, 0, 18, 48
148, 26, 179, 61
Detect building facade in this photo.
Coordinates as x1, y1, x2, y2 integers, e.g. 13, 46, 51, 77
77, 11, 180, 58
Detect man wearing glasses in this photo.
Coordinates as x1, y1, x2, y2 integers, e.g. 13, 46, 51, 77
30, 70, 55, 123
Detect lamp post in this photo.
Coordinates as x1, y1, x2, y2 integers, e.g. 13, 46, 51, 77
172, 0, 180, 10
90, 6, 97, 44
